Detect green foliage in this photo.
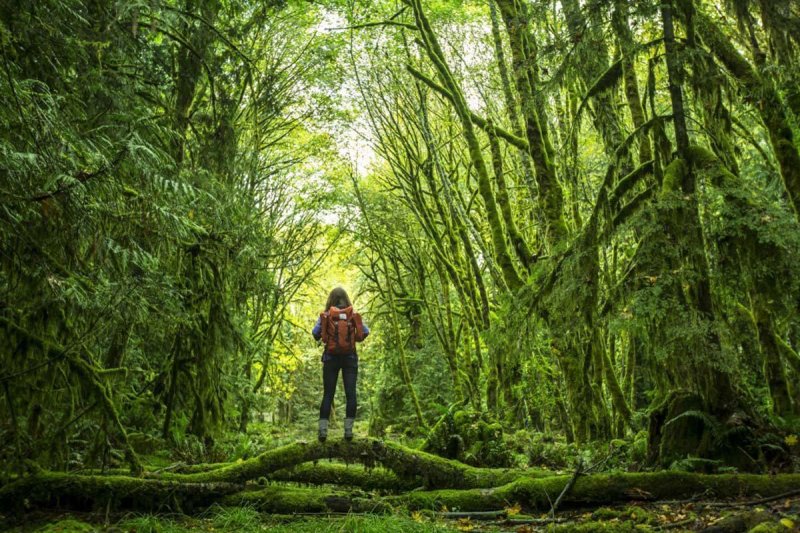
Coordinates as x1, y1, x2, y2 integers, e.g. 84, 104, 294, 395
592, 506, 657, 526
3, 0, 800, 505
207, 504, 262, 530
0, 0, 347, 473
424, 409, 512, 467
32, 519, 96, 533
116, 515, 190, 533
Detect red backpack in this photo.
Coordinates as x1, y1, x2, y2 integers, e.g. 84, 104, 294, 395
320, 306, 364, 355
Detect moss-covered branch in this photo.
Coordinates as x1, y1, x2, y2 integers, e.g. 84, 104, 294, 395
696, 10, 800, 216
395, 471, 800, 512
159, 438, 523, 489
408, 0, 524, 290
148, 461, 419, 492
405, 64, 529, 151
494, 0, 566, 244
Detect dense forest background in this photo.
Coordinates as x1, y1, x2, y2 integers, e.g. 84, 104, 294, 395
2, 0, 800, 531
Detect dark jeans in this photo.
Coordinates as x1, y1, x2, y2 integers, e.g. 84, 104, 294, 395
319, 354, 358, 419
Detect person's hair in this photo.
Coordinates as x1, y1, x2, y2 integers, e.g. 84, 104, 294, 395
325, 287, 352, 310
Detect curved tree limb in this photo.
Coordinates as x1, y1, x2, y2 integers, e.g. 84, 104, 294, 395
158, 438, 525, 489
405, 65, 529, 151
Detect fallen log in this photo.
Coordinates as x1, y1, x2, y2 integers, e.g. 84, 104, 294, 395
0, 472, 243, 514
268, 463, 419, 492
145, 461, 417, 492
156, 438, 529, 489
4, 441, 800, 517
130, 461, 415, 492
395, 471, 800, 512
220, 486, 391, 514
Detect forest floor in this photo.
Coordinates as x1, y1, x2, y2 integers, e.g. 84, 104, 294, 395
2, 423, 799, 532
5, 494, 800, 532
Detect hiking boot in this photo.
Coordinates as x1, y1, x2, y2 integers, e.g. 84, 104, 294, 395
344, 418, 354, 441
318, 419, 328, 442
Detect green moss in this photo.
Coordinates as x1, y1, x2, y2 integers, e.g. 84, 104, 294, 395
748, 523, 786, 533
29, 513, 461, 533
223, 486, 337, 513
0, 471, 241, 513
270, 463, 417, 491
393, 471, 800, 512
592, 506, 655, 525
610, 160, 655, 207
162, 437, 524, 490
553, 521, 647, 532
394, 487, 494, 512
586, 60, 624, 99
630, 432, 648, 464
34, 519, 95, 532
661, 158, 687, 195
222, 485, 390, 514
7, 453, 800, 516
589, 507, 619, 520
687, 145, 737, 187
424, 410, 513, 467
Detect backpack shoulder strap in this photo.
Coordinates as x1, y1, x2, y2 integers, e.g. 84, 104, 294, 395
320, 311, 329, 343
352, 311, 364, 341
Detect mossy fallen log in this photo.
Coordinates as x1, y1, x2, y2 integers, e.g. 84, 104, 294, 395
157, 438, 525, 490
221, 486, 391, 514
147, 461, 417, 492
3, 468, 800, 516
268, 463, 420, 492
394, 471, 800, 512
0, 473, 384, 515
0, 471, 243, 514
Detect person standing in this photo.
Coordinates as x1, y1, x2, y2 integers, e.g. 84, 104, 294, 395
312, 287, 369, 441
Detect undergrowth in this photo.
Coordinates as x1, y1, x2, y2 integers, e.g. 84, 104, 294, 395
22, 512, 459, 533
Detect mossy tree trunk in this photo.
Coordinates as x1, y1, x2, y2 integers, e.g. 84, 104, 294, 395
660, 0, 739, 415
0, 318, 143, 476
494, 0, 567, 245
562, 0, 629, 168
488, 0, 536, 202
612, 0, 653, 165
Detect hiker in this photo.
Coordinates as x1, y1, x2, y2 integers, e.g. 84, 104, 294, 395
312, 287, 369, 442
